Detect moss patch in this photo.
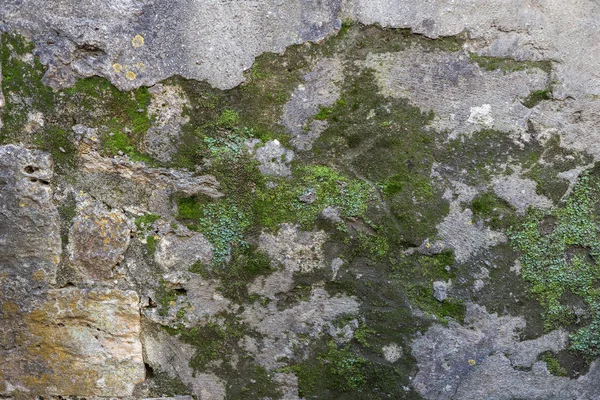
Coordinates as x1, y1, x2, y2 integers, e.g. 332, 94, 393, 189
508, 167, 600, 360
469, 53, 552, 75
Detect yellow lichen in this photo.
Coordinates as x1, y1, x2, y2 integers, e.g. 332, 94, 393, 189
126, 71, 137, 80
131, 34, 145, 48
135, 61, 146, 72
468, 359, 476, 366
32, 269, 46, 282
112, 63, 123, 73
2, 301, 19, 314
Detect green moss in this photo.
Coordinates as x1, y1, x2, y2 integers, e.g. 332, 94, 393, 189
470, 192, 518, 230
312, 66, 447, 246
165, 316, 247, 372
1, 33, 55, 142
146, 235, 158, 255
33, 126, 77, 172
508, 168, 600, 359
353, 324, 376, 348
314, 105, 334, 121
192, 245, 274, 303
232, 365, 279, 399
216, 108, 240, 128
405, 284, 466, 324
146, 368, 191, 397
539, 352, 567, 377
469, 53, 552, 74
253, 164, 375, 231
1, 34, 155, 166
176, 197, 250, 264
58, 199, 77, 246
282, 339, 408, 399
135, 213, 160, 230
522, 89, 552, 108
155, 282, 182, 317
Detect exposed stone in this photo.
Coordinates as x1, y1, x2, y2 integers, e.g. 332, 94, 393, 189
273, 372, 302, 400
2, 288, 144, 398
142, 326, 226, 400
281, 58, 344, 150
253, 139, 295, 177
154, 232, 213, 271
361, 49, 547, 139
344, 0, 600, 99
143, 273, 235, 327
1, 0, 341, 90
412, 303, 577, 400
68, 194, 131, 280
241, 286, 360, 369
382, 343, 403, 363
0, 145, 61, 286
298, 189, 316, 204
80, 147, 223, 199
143, 84, 191, 162
492, 171, 553, 214
249, 224, 328, 298
321, 205, 343, 224
416, 238, 448, 256
433, 280, 448, 302
437, 200, 506, 263
330, 257, 344, 280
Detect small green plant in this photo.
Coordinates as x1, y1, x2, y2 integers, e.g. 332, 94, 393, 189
470, 192, 517, 230
539, 352, 567, 377
522, 89, 552, 108
135, 213, 160, 230
508, 169, 600, 359
314, 105, 333, 121
254, 164, 376, 231
146, 235, 158, 254
354, 324, 376, 348
323, 341, 367, 391
177, 197, 250, 264
216, 108, 240, 128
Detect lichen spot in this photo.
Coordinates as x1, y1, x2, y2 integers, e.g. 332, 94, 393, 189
132, 34, 145, 48
32, 269, 46, 281
126, 71, 137, 80
112, 63, 123, 73
468, 359, 477, 366
135, 61, 146, 72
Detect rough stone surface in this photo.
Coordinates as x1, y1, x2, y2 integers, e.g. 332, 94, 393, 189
142, 326, 226, 400
143, 83, 191, 162
433, 280, 448, 302
2, 288, 144, 398
412, 303, 577, 400
253, 139, 295, 177
68, 194, 131, 280
1, 0, 342, 90
241, 286, 360, 369
154, 232, 213, 272
492, 171, 553, 214
0, 145, 61, 285
249, 224, 328, 298
80, 147, 223, 199
382, 343, 403, 363
437, 201, 506, 263
273, 372, 302, 400
362, 50, 547, 138
4, 2, 600, 398
281, 57, 343, 150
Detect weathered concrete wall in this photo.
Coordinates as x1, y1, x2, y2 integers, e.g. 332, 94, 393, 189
2, 1, 600, 399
